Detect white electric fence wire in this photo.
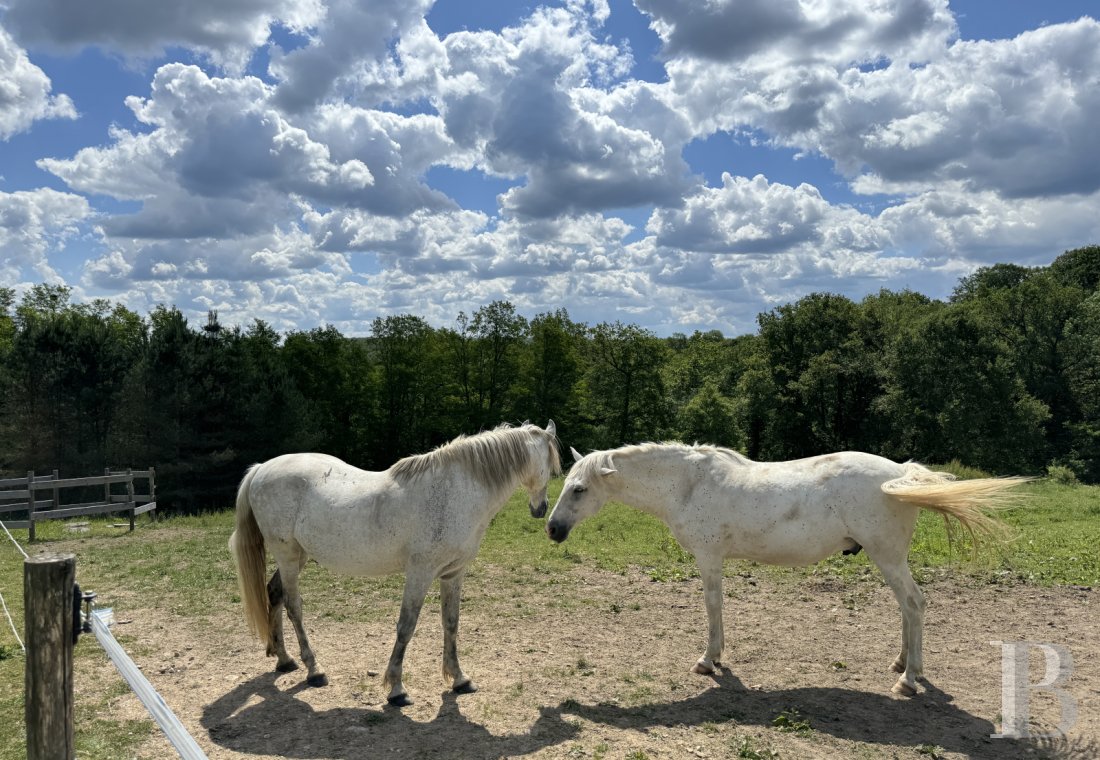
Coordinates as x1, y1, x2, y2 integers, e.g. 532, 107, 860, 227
1, 521, 29, 651
0, 588, 23, 652
1, 520, 29, 559
90, 610, 208, 759
4, 519, 203, 755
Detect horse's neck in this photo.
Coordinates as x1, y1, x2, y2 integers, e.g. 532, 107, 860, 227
609, 449, 687, 521
470, 458, 530, 514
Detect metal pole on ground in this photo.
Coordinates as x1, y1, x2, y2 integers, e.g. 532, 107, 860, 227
24, 552, 76, 760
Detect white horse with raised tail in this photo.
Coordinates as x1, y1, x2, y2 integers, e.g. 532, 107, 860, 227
546, 443, 1029, 696
230, 421, 560, 706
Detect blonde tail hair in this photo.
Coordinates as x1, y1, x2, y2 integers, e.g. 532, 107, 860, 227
881, 464, 1032, 553
228, 464, 273, 651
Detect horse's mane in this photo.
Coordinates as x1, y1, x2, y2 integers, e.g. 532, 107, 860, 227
389, 423, 561, 490
572, 441, 750, 478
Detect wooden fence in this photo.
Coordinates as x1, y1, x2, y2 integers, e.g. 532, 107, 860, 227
0, 468, 156, 541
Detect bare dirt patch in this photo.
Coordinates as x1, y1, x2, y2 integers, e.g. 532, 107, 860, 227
79, 565, 1097, 759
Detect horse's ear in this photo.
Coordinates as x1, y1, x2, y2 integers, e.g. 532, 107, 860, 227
600, 467, 617, 476
570, 446, 583, 463
546, 419, 556, 436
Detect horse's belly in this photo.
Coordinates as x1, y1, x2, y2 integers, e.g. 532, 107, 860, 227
718, 519, 852, 567
296, 522, 407, 577
307, 543, 406, 577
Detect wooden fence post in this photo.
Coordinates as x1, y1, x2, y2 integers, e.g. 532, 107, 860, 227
27, 471, 36, 543
126, 468, 135, 532
24, 552, 76, 760
149, 467, 157, 522
51, 469, 59, 519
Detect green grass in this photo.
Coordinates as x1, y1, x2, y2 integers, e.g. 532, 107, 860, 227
0, 475, 1097, 758
804, 478, 1100, 588
771, 707, 813, 734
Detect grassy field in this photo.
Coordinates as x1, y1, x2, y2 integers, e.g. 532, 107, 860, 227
0, 475, 1097, 758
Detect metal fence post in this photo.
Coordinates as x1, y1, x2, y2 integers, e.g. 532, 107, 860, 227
24, 552, 76, 760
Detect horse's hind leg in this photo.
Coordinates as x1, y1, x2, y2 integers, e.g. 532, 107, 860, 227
383, 567, 434, 707
866, 546, 926, 696
441, 568, 477, 694
275, 550, 328, 687
266, 570, 297, 672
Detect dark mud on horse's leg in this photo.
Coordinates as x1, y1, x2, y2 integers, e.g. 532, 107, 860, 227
441, 570, 479, 696
266, 569, 298, 672
383, 571, 434, 706
279, 558, 328, 687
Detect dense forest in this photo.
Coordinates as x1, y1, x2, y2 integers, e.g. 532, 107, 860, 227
1, 246, 1098, 513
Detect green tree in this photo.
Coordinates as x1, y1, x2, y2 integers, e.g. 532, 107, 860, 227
878, 304, 1050, 473
1, 287, 143, 474
678, 381, 739, 446
282, 325, 373, 463
370, 315, 444, 462
583, 321, 669, 447
664, 330, 743, 447
470, 301, 528, 427
731, 344, 776, 459
1049, 245, 1100, 292
756, 293, 881, 458
1061, 291, 1100, 480
0, 288, 18, 470
952, 263, 1035, 301
232, 320, 313, 464
515, 309, 586, 443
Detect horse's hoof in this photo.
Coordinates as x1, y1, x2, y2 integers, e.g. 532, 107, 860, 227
453, 679, 479, 695
692, 661, 715, 675
387, 693, 413, 707
307, 673, 329, 687
890, 658, 905, 673
891, 680, 917, 697
276, 660, 299, 673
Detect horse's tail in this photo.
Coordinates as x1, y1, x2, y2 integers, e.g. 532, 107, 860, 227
229, 464, 273, 651
881, 463, 1032, 552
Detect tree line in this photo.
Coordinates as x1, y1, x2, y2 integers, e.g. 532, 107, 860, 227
1, 245, 1097, 513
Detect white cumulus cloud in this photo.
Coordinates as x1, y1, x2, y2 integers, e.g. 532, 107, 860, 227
0, 23, 76, 140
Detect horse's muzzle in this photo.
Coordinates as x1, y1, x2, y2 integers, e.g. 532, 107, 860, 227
546, 520, 571, 543
530, 498, 548, 518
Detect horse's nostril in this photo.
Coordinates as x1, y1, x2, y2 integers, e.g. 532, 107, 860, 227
547, 522, 568, 542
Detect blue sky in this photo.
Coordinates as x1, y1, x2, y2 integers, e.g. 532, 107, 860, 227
1, 0, 1098, 336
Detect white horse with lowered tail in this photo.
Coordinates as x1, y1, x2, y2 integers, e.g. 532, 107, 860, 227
546, 442, 1029, 696
230, 421, 560, 706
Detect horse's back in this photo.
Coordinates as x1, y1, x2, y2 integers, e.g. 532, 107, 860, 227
710, 450, 902, 502
247, 453, 384, 534
692, 450, 911, 565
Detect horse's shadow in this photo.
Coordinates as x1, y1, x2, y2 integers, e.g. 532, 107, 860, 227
201, 674, 578, 759
561, 671, 1092, 760
203, 671, 1094, 760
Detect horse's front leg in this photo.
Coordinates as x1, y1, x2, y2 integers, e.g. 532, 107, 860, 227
440, 568, 477, 695
692, 555, 726, 675
383, 568, 434, 707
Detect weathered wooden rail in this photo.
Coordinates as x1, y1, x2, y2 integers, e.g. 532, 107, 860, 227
0, 468, 156, 541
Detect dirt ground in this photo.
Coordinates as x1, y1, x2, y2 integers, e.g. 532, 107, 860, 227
80, 564, 1097, 760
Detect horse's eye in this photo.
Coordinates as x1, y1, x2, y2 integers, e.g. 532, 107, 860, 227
573, 486, 586, 496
